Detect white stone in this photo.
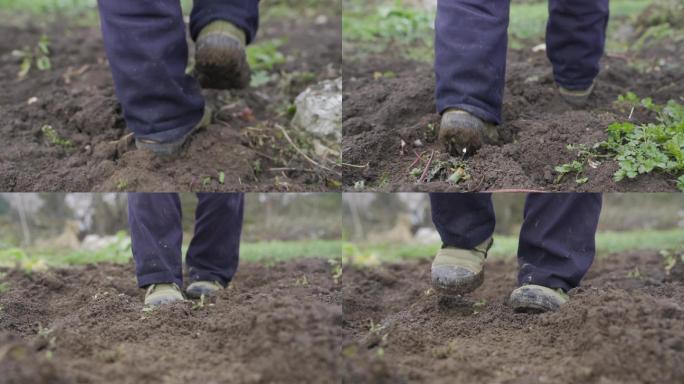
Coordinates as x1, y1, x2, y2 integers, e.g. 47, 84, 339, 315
291, 77, 342, 142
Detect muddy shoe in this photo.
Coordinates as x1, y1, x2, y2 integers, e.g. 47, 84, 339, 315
558, 81, 595, 107
509, 284, 568, 313
195, 21, 251, 90
135, 106, 212, 156
431, 238, 493, 296
186, 280, 223, 300
144, 283, 184, 307
439, 109, 499, 156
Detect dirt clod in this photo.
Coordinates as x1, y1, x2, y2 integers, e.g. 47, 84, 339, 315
0, 259, 341, 384
342, 251, 684, 383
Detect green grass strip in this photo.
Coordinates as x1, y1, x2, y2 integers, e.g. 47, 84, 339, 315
345, 228, 684, 264
0, 240, 341, 269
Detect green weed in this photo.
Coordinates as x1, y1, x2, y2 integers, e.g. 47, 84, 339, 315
556, 94, 684, 189
41, 125, 72, 148
328, 258, 342, 284
294, 274, 310, 287
247, 39, 287, 87
661, 249, 684, 274
0, 282, 9, 293
12, 35, 51, 79
627, 267, 642, 279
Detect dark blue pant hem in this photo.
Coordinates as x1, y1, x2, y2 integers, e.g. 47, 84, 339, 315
137, 271, 182, 289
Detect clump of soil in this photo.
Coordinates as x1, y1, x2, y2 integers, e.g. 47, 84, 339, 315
0, 0, 341, 192
342, 46, 684, 192
0, 258, 341, 383
342, 251, 684, 383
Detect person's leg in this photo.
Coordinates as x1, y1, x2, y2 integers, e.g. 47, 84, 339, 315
189, 0, 260, 44
97, 1, 205, 145
546, 0, 609, 92
128, 193, 184, 288
429, 193, 495, 248
186, 193, 245, 288
429, 193, 495, 295
434, 0, 511, 125
517, 193, 602, 292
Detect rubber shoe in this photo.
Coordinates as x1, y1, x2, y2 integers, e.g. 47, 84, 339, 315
186, 280, 223, 300
558, 81, 595, 107
509, 284, 569, 313
431, 238, 493, 296
135, 106, 212, 156
195, 21, 251, 90
144, 283, 184, 307
439, 109, 500, 156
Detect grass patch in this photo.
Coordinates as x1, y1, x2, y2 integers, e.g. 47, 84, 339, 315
343, 0, 652, 59
344, 228, 684, 265
0, 238, 341, 269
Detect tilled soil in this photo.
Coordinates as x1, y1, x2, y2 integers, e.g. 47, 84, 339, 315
342, 251, 684, 383
342, 46, 684, 192
0, 1, 341, 192
0, 258, 342, 384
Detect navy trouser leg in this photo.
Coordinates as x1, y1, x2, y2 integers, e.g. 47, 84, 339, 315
429, 193, 495, 249
128, 193, 245, 288
546, 0, 609, 90
430, 193, 602, 291
434, 0, 510, 124
97, 0, 205, 143
186, 193, 244, 287
517, 193, 602, 291
190, 0, 260, 43
128, 193, 184, 288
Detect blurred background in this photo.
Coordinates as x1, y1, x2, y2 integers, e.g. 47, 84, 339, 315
343, 193, 684, 264
343, 0, 683, 67
0, 193, 341, 269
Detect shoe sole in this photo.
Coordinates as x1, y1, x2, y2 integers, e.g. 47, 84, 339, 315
509, 288, 563, 313
559, 83, 595, 107
195, 35, 250, 90
432, 269, 484, 297
135, 107, 212, 156
135, 124, 202, 156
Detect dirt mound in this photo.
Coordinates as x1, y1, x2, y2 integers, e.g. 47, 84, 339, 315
342, 46, 684, 191
0, 1, 341, 192
0, 259, 341, 384
342, 251, 684, 383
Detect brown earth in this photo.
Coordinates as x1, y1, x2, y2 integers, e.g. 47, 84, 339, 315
0, 258, 341, 384
342, 250, 684, 383
0, 0, 341, 192
342, 45, 684, 192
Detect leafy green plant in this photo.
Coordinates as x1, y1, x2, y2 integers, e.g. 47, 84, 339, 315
328, 258, 342, 284
12, 35, 51, 79
247, 39, 286, 87
556, 94, 684, 190
294, 274, 309, 287
41, 125, 72, 148
661, 249, 684, 275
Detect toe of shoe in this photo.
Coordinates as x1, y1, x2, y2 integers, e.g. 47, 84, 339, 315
431, 266, 482, 294
509, 288, 564, 312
